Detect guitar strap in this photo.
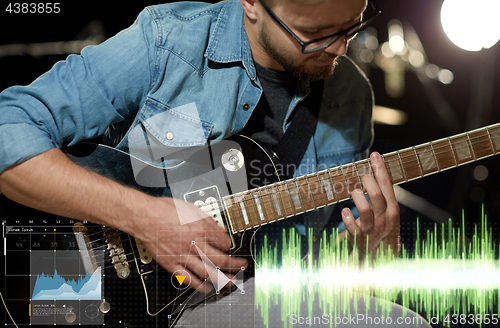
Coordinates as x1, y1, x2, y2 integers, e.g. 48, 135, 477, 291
270, 79, 324, 180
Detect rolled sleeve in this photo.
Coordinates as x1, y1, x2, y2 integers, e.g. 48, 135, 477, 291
0, 8, 156, 174
0, 123, 55, 173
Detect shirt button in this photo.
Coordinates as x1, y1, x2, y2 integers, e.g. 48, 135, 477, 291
242, 103, 250, 111
166, 132, 174, 140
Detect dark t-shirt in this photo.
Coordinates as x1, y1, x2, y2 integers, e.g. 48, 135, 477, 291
240, 62, 299, 150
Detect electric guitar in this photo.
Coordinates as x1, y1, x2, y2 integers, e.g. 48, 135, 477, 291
1, 122, 500, 327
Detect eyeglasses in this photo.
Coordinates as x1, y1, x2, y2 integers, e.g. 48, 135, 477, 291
260, 0, 381, 54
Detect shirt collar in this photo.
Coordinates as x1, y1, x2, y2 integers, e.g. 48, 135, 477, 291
205, 0, 257, 81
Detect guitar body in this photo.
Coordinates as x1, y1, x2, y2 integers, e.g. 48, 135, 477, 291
0, 135, 278, 328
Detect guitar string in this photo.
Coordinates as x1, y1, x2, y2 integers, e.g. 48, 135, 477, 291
86, 238, 206, 274
41, 130, 500, 271
85, 231, 196, 276
294, 130, 498, 187
221, 129, 500, 231
82, 229, 137, 259
262, 130, 497, 192
378, 131, 497, 173
83, 228, 231, 272
60, 129, 500, 241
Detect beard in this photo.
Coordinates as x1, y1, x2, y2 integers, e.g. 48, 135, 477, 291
259, 24, 339, 81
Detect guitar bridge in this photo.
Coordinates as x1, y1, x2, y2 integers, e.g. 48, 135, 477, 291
104, 228, 130, 279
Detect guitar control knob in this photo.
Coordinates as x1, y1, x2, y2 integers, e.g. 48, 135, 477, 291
100, 301, 111, 314
229, 155, 239, 165
221, 148, 244, 172
65, 311, 77, 323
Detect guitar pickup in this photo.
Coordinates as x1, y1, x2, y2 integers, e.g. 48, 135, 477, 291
184, 186, 224, 228
135, 238, 153, 264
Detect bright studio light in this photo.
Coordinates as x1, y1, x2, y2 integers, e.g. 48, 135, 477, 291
441, 0, 500, 51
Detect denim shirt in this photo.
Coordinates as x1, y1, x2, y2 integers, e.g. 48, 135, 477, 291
0, 0, 373, 235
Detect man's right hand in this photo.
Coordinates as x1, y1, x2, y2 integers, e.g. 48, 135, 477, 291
131, 197, 248, 291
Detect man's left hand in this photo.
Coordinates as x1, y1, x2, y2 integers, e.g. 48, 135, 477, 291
341, 152, 400, 260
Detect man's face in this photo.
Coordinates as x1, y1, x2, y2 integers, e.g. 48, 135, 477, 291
257, 0, 367, 81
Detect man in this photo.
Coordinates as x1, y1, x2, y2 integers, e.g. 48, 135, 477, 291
0, 0, 418, 326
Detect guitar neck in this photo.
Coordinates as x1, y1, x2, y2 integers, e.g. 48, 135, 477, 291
223, 123, 500, 233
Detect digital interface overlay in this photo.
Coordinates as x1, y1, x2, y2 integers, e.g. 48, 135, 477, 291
1, 217, 105, 326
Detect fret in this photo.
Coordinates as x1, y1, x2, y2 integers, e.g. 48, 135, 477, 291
354, 160, 372, 188
288, 180, 303, 212
240, 193, 254, 229
429, 141, 440, 171
223, 197, 240, 233
303, 176, 317, 210
245, 192, 261, 228
233, 195, 248, 232
270, 185, 285, 219
227, 197, 245, 231
489, 127, 500, 152
272, 186, 287, 219
356, 159, 372, 178
320, 170, 338, 203
232, 194, 249, 230
326, 170, 339, 203
254, 190, 269, 225
466, 133, 476, 161
292, 178, 308, 210
432, 139, 456, 171
469, 130, 494, 159
346, 164, 360, 191
293, 178, 306, 211
399, 149, 421, 181
247, 193, 260, 227
315, 171, 328, 206
262, 185, 279, 223
450, 135, 473, 164
415, 145, 438, 175
279, 182, 296, 217
240, 191, 255, 229
341, 164, 360, 197
412, 147, 424, 177
367, 158, 375, 176
257, 186, 276, 223
330, 167, 350, 201
308, 174, 326, 207
397, 151, 408, 181
353, 162, 363, 190
382, 153, 405, 184
447, 137, 458, 166
485, 128, 496, 154
339, 165, 350, 196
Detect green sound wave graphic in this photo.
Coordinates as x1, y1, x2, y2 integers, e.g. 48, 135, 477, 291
255, 206, 499, 327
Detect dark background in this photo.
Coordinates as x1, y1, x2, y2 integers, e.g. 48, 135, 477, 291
1, 1, 499, 327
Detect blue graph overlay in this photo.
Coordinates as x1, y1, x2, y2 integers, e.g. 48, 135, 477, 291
32, 268, 101, 301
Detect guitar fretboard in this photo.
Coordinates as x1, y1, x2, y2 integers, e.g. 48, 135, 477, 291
223, 123, 500, 233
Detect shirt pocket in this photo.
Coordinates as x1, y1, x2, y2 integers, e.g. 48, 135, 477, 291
127, 99, 213, 169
